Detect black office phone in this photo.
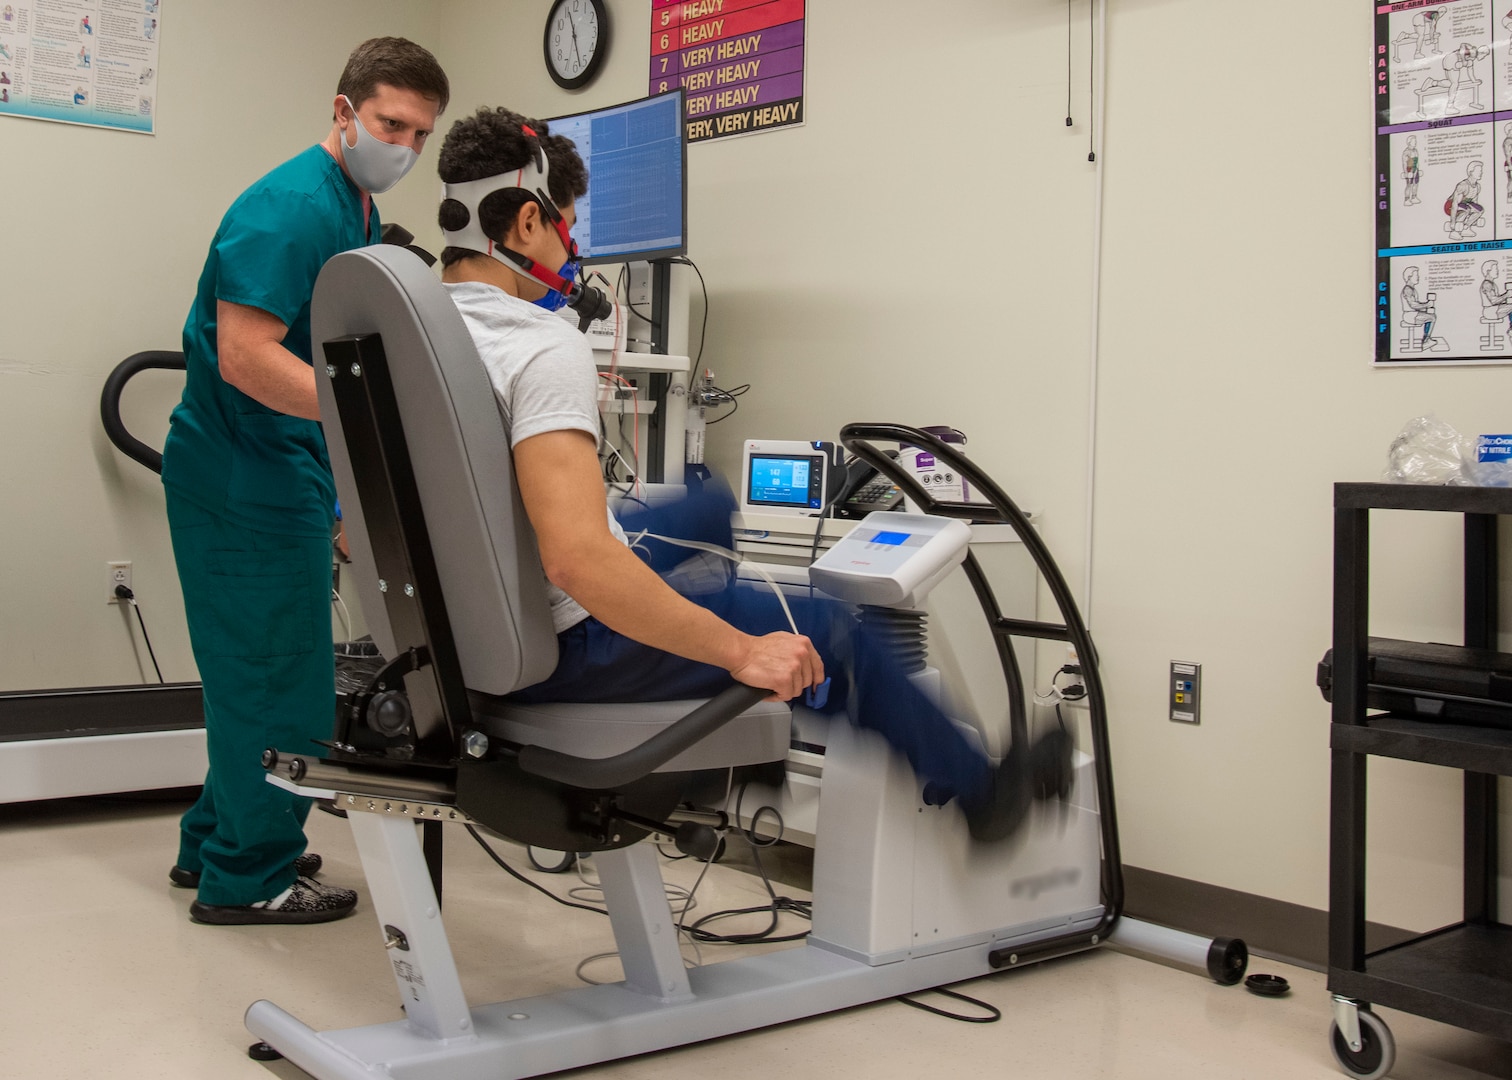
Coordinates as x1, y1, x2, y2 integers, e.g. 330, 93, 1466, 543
833, 455, 903, 519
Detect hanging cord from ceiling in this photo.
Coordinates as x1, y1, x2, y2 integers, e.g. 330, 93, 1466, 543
1066, 0, 1074, 128
1088, 0, 1097, 161
1066, 0, 1098, 162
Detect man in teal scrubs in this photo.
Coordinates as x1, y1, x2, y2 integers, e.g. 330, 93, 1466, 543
161, 38, 448, 925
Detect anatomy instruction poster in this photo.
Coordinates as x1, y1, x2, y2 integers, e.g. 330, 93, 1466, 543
0, 0, 160, 134
650, 0, 805, 144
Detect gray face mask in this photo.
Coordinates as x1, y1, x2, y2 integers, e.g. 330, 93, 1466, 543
338, 94, 417, 195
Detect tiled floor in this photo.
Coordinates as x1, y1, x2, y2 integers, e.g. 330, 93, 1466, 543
3, 791, 1509, 1080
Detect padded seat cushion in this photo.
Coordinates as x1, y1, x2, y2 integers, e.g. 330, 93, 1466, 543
472, 693, 791, 773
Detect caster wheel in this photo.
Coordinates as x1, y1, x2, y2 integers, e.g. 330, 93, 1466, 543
527, 846, 577, 874
247, 1041, 283, 1061
1329, 1009, 1396, 1080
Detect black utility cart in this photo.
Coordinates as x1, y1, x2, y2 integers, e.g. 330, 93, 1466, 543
1328, 482, 1512, 1080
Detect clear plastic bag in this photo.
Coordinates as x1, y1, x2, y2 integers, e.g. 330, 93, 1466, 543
1383, 414, 1475, 485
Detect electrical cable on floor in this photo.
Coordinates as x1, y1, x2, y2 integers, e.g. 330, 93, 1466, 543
467, 826, 715, 984
115, 585, 164, 684
678, 785, 811, 946
672, 842, 720, 954
465, 826, 610, 917
566, 844, 712, 984
894, 987, 1002, 1024
467, 782, 810, 965
562, 851, 700, 914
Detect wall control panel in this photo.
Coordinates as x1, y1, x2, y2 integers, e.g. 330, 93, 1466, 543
1170, 661, 1201, 724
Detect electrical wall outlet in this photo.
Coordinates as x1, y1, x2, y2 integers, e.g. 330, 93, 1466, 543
107, 560, 132, 603
1170, 661, 1201, 724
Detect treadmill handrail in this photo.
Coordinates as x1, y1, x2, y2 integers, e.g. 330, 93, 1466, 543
100, 350, 185, 475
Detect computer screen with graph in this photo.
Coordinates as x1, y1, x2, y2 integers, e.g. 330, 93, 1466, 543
547, 90, 686, 265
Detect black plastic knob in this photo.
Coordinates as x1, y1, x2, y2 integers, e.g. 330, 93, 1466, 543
368, 690, 413, 736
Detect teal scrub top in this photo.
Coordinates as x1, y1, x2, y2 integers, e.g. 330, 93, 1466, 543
162, 145, 381, 537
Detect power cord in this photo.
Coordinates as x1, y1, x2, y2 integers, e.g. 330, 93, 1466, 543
807, 478, 849, 566
701, 382, 747, 425
465, 825, 716, 985
114, 584, 164, 684
614, 264, 656, 324
679, 784, 811, 946
597, 373, 644, 500
668, 256, 709, 369
894, 986, 1002, 1024
561, 852, 701, 916
1034, 663, 1086, 707
465, 826, 610, 918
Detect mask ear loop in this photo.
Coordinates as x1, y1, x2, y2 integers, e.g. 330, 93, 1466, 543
339, 94, 363, 150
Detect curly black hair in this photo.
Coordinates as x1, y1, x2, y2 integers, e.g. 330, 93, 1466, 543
436, 106, 589, 268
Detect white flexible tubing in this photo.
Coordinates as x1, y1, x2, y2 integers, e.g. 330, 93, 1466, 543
624, 530, 801, 636
332, 589, 353, 639
1081, 0, 1109, 627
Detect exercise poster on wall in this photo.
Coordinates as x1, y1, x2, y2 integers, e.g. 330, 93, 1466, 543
1375, 0, 1512, 364
0, 0, 160, 135
649, 0, 805, 145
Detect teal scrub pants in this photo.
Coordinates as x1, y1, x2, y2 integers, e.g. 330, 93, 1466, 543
166, 492, 335, 906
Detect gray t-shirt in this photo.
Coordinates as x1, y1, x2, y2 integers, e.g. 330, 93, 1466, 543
444, 280, 627, 633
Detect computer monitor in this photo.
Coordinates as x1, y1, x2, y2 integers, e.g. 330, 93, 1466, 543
547, 90, 686, 265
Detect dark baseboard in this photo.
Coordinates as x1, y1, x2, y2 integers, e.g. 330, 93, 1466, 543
0, 682, 203, 743
1123, 865, 1417, 971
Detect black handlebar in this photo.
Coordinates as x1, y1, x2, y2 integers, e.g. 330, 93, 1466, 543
839, 420, 1125, 956
516, 683, 769, 789
100, 351, 185, 475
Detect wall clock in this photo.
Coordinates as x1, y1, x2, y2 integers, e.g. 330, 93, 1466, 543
544, 0, 608, 91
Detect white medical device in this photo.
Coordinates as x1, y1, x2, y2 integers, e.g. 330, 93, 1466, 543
740, 439, 832, 516
242, 252, 1242, 1080
809, 512, 972, 608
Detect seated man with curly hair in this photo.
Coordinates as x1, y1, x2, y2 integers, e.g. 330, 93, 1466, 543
432, 105, 1070, 844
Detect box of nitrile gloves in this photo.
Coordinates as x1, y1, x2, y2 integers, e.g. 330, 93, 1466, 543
1478, 434, 1512, 462
1476, 434, 1512, 486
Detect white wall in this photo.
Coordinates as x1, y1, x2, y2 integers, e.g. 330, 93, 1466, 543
1096, 0, 1511, 931
6, 0, 1504, 932
432, 0, 1510, 930
0, 1, 441, 690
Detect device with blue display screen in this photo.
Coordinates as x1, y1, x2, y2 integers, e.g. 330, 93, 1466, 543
808, 511, 973, 608
740, 439, 834, 516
